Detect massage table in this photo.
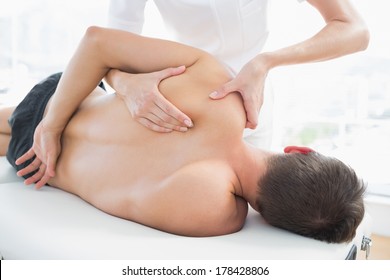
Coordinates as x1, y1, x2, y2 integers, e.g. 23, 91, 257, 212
0, 156, 372, 260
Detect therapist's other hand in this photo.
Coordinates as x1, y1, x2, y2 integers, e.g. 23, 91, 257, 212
15, 119, 62, 189
209, 55, 270, 129
114, 66, 193, 132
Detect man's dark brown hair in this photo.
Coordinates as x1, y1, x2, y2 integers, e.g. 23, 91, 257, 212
257, 152, 366, 243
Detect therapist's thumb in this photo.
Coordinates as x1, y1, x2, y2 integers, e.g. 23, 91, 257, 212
209, 83, 234, 100
157, 65, 186, 81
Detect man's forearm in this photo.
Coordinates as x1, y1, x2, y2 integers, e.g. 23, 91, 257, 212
45, 26, 205, 130
104, 69, 141, 102
44, 27, 111, 130
104, 69, 126, 94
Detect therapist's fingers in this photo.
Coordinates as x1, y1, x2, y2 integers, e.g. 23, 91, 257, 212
240, 81, 263, 129
138, 117, 173, 133
210, 78, 263, 129
133, 93, 193, 132
242, 95, 261, 129
154, 67, 193, 129
121, 66, 191, 132
154, 97, 193, 129
137, 113, 189, 133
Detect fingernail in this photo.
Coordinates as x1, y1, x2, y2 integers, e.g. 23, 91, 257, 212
209, 91, 218, 98
184, 119, 193, 127
179, 127, 188, 132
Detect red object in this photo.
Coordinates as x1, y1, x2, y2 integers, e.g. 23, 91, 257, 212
284, 146, 315, 154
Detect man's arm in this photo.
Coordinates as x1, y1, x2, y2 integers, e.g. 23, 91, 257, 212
17, 26, 208, 188
106, 0, 197, 133
45, 26, 206, 129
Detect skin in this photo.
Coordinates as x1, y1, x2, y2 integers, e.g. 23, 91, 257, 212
2, 27, 276, 236
105, 0, 369, 132
0, 107, 13, 155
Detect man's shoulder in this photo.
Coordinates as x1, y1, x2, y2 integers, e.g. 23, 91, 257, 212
169, 160, 236, 190
156, 160, 247, 236
161, 160, 241, 214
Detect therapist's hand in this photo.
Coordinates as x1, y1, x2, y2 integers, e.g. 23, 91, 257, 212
15, 119, 62, 189
209, 55, 270, 129
111, 66, 193, 132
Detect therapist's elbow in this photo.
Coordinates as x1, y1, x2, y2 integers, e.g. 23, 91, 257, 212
354, 21, 370, 52
347, 15, 370, 52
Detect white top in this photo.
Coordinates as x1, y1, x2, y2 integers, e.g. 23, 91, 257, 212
108, 0, 305, 71
108, 0, 270, 72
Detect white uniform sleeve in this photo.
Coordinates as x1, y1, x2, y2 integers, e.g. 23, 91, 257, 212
107, 0, 148, 34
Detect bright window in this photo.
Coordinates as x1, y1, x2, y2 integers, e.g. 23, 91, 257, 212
0, 0, 109, 103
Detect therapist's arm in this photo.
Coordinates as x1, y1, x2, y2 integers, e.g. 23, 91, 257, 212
261, 0, 369, 67
211, 0, 370, 129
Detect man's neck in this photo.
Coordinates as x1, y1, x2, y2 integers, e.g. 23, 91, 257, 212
232, 143, 273, 212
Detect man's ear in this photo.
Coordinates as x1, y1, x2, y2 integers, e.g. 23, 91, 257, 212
284, 146, 315, 154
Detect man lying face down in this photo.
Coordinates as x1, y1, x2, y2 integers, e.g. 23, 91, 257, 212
0, 26, 366, 243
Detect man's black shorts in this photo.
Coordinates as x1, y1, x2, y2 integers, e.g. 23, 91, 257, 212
6, 73, 105, 179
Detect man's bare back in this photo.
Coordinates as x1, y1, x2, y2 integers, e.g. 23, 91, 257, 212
3, 27, 366, 243
49, 57, 249, 236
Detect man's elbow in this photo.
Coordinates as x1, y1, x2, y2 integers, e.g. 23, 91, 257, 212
83, 26, 104, 45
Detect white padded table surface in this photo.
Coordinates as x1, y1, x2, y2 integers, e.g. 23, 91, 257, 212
0, 157, 371, 260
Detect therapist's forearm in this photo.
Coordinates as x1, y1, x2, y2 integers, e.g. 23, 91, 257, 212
259, 17, 369, 71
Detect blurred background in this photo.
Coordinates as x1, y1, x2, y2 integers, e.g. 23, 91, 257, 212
0, 0, 389, 201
